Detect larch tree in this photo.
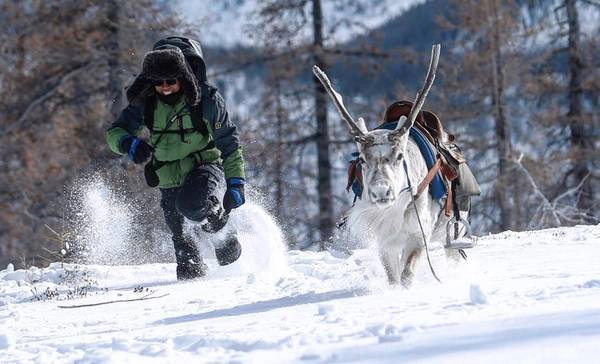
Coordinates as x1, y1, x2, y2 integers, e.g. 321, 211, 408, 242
521, 0, 599, 226
245, 0, 389, 248
0, 0, 178, 268
438, 0, 526, 232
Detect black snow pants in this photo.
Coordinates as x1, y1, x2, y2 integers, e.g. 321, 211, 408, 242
159, 163, 227, 262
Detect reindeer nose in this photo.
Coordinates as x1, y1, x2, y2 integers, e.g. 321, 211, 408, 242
369, 183, 393, 202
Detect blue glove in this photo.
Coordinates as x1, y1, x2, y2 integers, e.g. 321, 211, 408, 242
121, 136, 153, 164
223, 178, 245, 213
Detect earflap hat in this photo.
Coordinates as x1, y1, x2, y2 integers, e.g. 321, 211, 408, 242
126, 46, 200, 105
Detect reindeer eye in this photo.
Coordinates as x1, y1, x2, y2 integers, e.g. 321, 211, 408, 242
396, 153, 404, 161
359, 157, 366, 164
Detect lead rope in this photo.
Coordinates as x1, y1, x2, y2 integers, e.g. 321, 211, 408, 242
403, 161, 442, 283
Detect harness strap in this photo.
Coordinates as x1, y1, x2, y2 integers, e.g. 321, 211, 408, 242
445, 183, 453, 217
144, 94, 208, 137
415, 158, 442, 199
151, 128, 197, 134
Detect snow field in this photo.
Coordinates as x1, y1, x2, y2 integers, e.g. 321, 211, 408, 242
1, 224, 599, 362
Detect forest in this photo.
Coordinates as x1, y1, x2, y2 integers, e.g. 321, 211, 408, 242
0, 0, 598, 268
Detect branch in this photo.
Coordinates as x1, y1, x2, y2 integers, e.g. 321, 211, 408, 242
511, 154, 562, 228
58, 292, 169, 309
324, 48, 389, 59
580, 0, 600, 7
328, 138, 354, 144
282, 133, 317, 145
0, 62, 101, 137
551, 173, 590, 207
208, 49, 303, 77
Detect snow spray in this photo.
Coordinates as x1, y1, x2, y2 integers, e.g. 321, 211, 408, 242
65, 173, 172, 265
66, 173, 288, 275
186, 185, 289, 278
66, 175, 133, 264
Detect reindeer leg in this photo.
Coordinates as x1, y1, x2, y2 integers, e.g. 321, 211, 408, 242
380, 248, 402, 286
400, 248, 423, 288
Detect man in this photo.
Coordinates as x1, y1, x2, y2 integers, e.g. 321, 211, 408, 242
106, 36, 245, 280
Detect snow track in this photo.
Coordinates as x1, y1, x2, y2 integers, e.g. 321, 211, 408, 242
1, 224, 599, 362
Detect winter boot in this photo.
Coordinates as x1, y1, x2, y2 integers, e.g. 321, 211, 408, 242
215, 231, 242, 266
201, 196, 229, 233
174, 236, 207, 280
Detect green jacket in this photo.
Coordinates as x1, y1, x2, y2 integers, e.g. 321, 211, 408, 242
107, 85, 245, 188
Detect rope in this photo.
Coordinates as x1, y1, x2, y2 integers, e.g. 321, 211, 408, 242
403, 161, 441, 283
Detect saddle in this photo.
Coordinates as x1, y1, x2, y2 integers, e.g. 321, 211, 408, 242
347, 101, 480, 216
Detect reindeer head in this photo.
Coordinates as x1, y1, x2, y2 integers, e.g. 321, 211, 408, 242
313, 44, 440, 208
353, 118, 411, 207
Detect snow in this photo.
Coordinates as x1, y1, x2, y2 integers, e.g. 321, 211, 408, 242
1, 223, 600, 362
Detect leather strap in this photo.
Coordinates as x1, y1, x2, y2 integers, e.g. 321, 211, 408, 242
415, 158, 442, 199
445, 182, 453, 217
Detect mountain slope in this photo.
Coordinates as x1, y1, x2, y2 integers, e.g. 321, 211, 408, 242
1, 221, 599, 362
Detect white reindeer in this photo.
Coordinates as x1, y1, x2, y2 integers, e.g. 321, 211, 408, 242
314, 45, 463, 287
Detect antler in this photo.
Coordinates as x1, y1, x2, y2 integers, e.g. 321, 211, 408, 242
393, 44, 441, 136
312, 65, 367, 140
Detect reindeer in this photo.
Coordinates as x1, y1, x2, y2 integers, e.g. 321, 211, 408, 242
314, 45, 463, 287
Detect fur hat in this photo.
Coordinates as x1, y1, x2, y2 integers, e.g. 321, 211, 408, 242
126, 47, 200, 105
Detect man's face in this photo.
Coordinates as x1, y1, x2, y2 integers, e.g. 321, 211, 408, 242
153, 78, 181, 96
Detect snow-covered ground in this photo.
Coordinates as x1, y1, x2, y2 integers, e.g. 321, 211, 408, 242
1, 217, 599, 362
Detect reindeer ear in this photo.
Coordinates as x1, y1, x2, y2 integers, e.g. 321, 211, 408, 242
397, 132, 409, 150
390, 120, 410, 150
396, 116, 408, 131
357, 117, 368, 134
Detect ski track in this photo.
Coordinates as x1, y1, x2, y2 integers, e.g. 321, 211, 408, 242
1, 224, 599, 363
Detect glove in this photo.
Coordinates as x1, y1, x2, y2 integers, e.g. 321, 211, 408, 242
223, 178, 245, 213
121, 136, 153, 164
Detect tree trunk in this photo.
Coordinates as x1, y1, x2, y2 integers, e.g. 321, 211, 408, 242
106, 0, 124, 118
274, 81, 285, 220
565, 0, 592, 211
488, 0, 513, 231
312, 0, 334, 248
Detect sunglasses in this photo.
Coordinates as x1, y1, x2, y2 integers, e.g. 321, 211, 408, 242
151, 78, 178, 86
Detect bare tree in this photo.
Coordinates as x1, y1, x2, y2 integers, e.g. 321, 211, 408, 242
436, 0, 525, 232
243, 0, 389, 248
523, 0, 600, 225
311, 0, 335, 248
562, 0, 595, 211
0, 0, 178, 268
